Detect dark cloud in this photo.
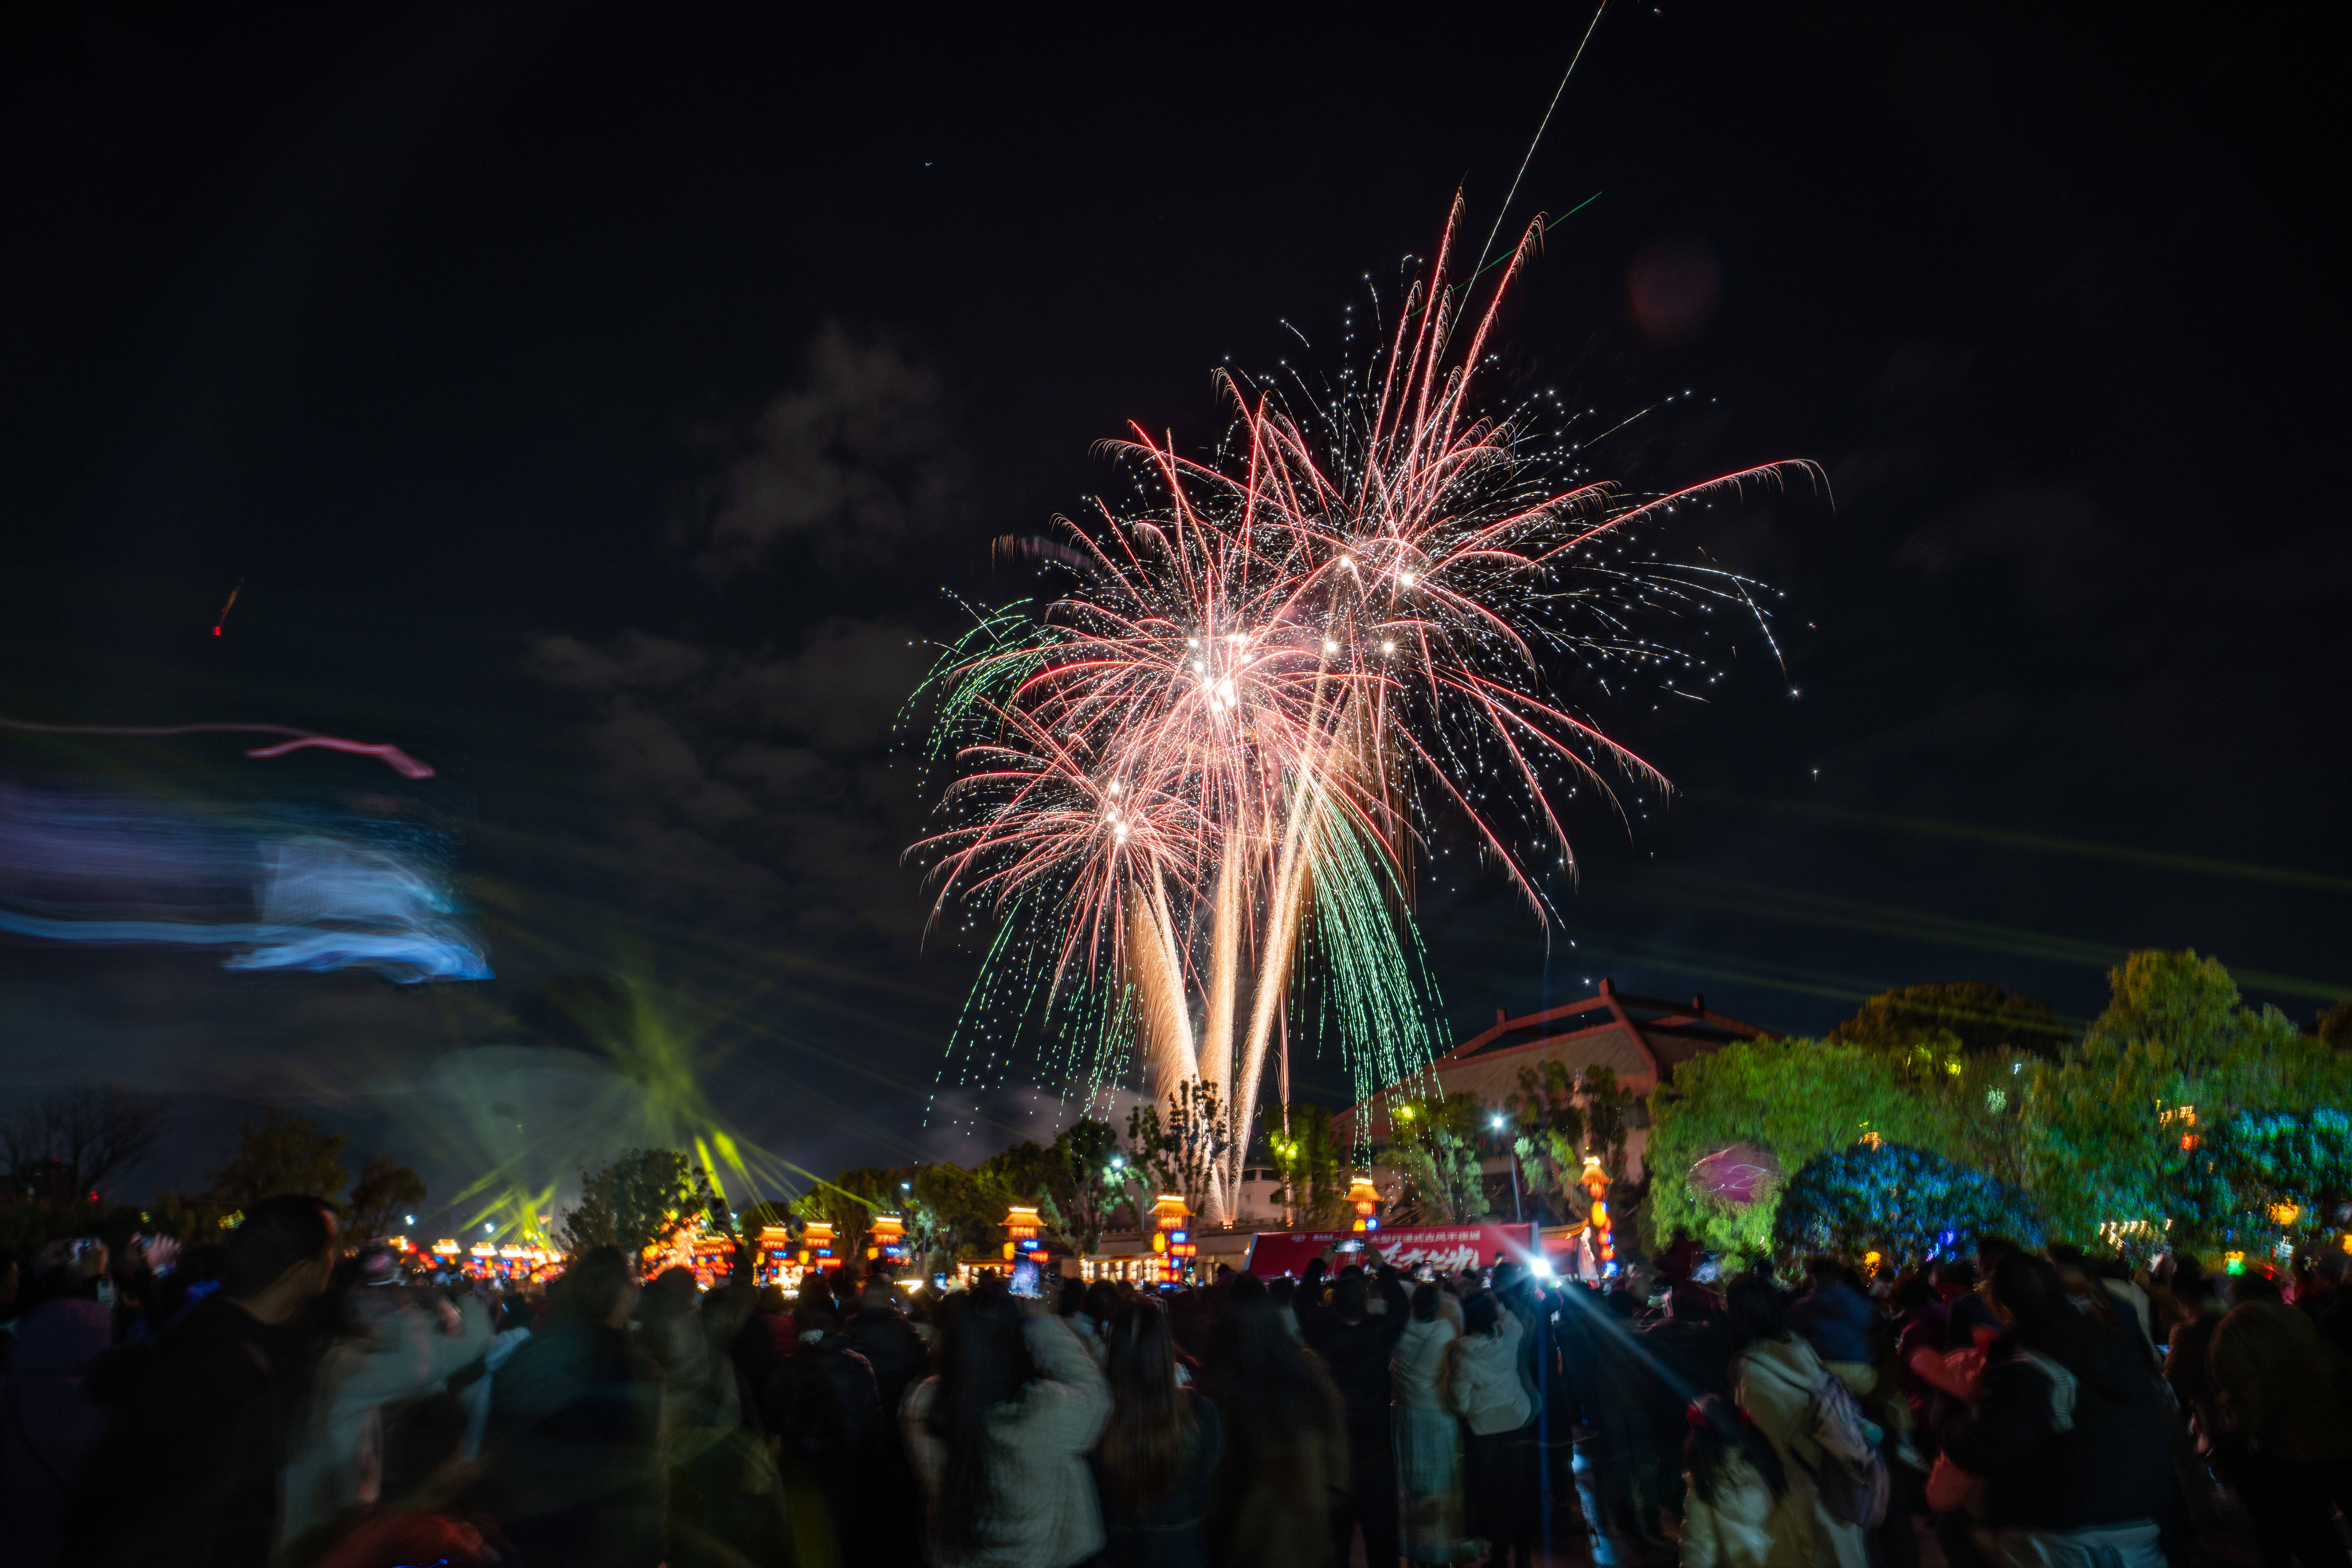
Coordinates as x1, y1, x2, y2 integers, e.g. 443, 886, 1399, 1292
526, 619, 934, 947
689, 323, 958, 580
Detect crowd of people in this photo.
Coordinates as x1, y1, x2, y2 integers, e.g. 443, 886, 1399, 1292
2, 1196, 2348, 1568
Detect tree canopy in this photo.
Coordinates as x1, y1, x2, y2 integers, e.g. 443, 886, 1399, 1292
1773, 1142, 2042, 1263
1830, 980, 2064, 1064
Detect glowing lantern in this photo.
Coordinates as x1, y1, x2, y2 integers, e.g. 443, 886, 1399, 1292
1582, 1156, 1614, 1269
870, 1211, 905, 1263
1348, 1173, 1381, 1233
2271, 1202, 2302, 1227
802, 1220, 838, 1273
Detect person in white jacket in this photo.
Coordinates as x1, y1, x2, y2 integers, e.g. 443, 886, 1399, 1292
1728, 1276, 1869, 1568
1449, 1292, 1536, 1567
904, 1277, 1111, 1568
1393, 1283, 1477, 1565
279, 1254, 491, 1553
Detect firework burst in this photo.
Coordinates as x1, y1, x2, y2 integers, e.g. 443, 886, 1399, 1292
913, 196, 1818, 1224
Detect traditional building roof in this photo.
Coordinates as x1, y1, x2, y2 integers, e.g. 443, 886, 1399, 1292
1340, 977, 1769, 1142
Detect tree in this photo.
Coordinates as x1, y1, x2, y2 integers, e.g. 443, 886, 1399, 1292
2318, 998, 2352, 1053
346, 1155, 427, 1243
2021, 949, 2350, 1244
1038, 1118, 1121, 1255
791, 1168, 892, 1253
1773, 1143, 2042, 1265
1385, 1091, 1489, 1224
2182, 1109, 2352, 1257
1830, 981, 2064, 1065
1126, 1080, 1231, 1215
1503, 1061, 1586, 1214
1646, 1036, 1956, 1257
1582, 1067, 1635, 1179
3, 1086, 168, 1205
209, 1110, 351, 1212
558, 1148, 719, 1261
1269, 1104, 1350, 1227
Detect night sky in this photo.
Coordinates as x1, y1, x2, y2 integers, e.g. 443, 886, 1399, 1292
3, 4, 2344, 1218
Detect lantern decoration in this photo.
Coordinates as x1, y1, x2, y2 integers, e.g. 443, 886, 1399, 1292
870, 1212, 906, 1264
1147, 1193, 1192, 1283
2270, 1202, 2302, 1228
2159, 1104, 2198, 1152
1348, 1173, 1381, 1234
1582, 1156, 1614, 1271
757, 1223, 793, 1284
1004, 1204, 1043, 1263
802, 1219, 838, 1273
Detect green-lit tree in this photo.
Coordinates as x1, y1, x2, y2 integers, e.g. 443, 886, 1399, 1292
1646, 1036, 1955, 1256
2022, 949, 2348, 1244
1385, 1090, 1489, 1223
1503, 1060, 1586, 1212
558, 1147, 720, 1262
1773, 1142, 2041, 1264
2182, 1109, 2352, 1257
1830, 980, 2065, 1066
1268, 1104, 1349, 1227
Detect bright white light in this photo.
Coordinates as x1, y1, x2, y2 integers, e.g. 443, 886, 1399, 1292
1491, 1115, 1506, 1129
1108, 780, 1122, 795
1380, 640, 1396, 654
1531, 1258, 1555, 1279
483, 1223, 493, 1233
1194, 660, 1207, 673
405, 1215, 415, 1225
1399, 571, 1416, 587
1215, 677, 1237, 706
1323, 639, 1340, 654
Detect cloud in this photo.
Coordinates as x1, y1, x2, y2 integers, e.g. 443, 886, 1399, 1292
690, 322, 958, 579
524, 618, 935, 949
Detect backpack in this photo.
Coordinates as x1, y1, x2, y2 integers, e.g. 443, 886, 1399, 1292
1806, 1369, 1890, 1528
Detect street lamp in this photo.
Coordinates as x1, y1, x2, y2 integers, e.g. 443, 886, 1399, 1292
1492, 1116, 1523, 1222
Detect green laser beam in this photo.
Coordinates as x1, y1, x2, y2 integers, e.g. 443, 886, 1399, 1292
1691, 793, 2352, 896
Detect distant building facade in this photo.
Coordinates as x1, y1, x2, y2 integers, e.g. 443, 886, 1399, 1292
1341, 977, 1769, 1184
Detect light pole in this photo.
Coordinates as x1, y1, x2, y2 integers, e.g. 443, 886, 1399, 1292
1492, 1114, 1522, 1223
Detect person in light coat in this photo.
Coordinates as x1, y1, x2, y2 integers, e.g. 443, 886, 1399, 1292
904, 1277, 1111, 1568
1393, 1283, 1477, 1565
1449, 1292, 1537, 1567
280, 1253, 490, 1553
1727, 1276, 1868, 1568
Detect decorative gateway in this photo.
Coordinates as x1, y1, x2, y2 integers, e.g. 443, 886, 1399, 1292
1242, 1222, 1539, 1280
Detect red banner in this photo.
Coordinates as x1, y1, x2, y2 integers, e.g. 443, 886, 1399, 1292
1242, 1222, 1540, 1279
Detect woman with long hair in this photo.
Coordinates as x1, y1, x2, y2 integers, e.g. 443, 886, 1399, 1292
902, 1275, 1110, 1568
1199, 1272, 1348, 1568
1094, 1299, 1224, 1567
1726, 1273, 1867, 1568
1681, 1393, 1790, 1568
1393, 1281, 1476, 1565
